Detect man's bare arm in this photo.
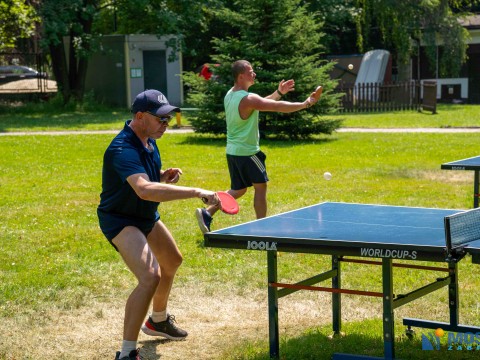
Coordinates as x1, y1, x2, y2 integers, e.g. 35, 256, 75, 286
127, 173, 218, 205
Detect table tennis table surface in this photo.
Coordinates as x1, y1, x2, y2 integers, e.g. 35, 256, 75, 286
205, 202, 480, 359
441, 155, 480, 170
205, 202, 480, 262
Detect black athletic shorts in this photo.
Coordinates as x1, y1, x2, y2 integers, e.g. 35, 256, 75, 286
226, 150, 269, 190
97, 210, 156, 251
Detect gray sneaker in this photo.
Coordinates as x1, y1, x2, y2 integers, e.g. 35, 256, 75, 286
195, 208, 212, 233
141, 314, 188, 340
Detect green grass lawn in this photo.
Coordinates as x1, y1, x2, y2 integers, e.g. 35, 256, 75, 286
331, 103, 480, 128
1, 127, 480, 359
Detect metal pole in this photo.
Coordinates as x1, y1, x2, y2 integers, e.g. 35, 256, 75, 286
267, 251, 279, 359
382, 258, 395, 359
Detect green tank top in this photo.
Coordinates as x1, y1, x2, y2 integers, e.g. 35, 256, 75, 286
224, 88, 260, 156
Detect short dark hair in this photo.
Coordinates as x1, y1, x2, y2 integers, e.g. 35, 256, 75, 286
232, 60, 251, 82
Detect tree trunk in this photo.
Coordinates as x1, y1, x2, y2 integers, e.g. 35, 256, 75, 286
49, 41, 71, 103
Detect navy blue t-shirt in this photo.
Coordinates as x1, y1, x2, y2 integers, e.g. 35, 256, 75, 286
97, 120, 162, 240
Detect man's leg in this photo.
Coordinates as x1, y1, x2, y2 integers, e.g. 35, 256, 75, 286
146, 220, 183, 312
141, 221, 188, 340
112, 226, 161, 342
252, 182, 267, 218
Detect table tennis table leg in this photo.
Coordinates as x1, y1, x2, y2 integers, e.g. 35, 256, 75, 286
332, 255, 342, 335
267, 251, 280, 359
448, 261, 459, 326
382, 258, 395, 360
474, 170, 479, 208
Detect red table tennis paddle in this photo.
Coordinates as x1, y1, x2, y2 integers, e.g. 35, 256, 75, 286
203, 191, 239, 215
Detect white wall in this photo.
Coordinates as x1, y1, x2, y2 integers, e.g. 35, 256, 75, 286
124, 34, 183, 107
421, 78, 469, 99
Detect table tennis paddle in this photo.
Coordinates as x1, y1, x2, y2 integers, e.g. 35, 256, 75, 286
203, 191, 239, 215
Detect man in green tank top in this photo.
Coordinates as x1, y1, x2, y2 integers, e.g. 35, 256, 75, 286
196, 60, 323, 233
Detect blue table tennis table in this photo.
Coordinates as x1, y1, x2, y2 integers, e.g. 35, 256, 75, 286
442, 155, 480, 208
204, 202, 480, 359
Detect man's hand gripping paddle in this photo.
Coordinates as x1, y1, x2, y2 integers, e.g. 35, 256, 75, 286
203, 191, 239, 215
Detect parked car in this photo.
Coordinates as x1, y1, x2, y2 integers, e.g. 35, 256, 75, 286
0, 65, 48, 84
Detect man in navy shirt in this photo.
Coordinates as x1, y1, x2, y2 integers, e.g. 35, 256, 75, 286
98, 89, 219, 360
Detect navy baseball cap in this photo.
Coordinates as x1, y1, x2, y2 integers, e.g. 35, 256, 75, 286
131, 89, 180, 116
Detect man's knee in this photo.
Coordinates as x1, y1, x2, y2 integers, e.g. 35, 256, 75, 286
139, 268, 161, 290
163, 253, 183, 274
252, 182, 267, 193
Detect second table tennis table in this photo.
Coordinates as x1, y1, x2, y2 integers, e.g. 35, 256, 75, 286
441, 155, 480, 208
204, 202, 480, 359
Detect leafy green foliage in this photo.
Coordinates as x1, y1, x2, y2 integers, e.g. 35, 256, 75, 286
184, 0, 343, 139
38, 0, 234, 101
355, 0, 476, 78
307, 0, 359, 54
0, 0, 38, 51
182, 70, 227, 134
38, 0, 99, 102
93, 0, 232, 70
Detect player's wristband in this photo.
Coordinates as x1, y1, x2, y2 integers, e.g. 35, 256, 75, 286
276, 89, 284, 97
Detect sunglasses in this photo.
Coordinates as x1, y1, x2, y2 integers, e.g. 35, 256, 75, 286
146, 112, 172, 123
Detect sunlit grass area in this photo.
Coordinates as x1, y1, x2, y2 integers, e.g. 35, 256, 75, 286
1, 130, 480, 358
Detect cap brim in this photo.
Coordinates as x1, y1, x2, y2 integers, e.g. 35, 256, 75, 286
151, 104, 180, 116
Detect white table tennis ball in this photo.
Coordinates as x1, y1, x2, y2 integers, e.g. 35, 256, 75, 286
348, 64, 354, 70
324, 172, 332, 180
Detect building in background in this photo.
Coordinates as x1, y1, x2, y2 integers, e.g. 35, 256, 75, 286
85, 34, 183, 108
411, 14, 480, 103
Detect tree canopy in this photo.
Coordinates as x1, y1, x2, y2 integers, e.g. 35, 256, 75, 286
355, 0, 479, 78
38, 0, 98, 102
3, 0, 480, 103
0, 0, 38, 51
184, 0, 343, 139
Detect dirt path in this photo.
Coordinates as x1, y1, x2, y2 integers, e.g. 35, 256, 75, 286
1, 281, 380, 360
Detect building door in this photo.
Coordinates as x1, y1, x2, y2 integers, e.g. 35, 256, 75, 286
143, 50, 167, 97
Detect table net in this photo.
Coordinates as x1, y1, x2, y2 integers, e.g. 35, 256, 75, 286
445, 207, 480, 250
